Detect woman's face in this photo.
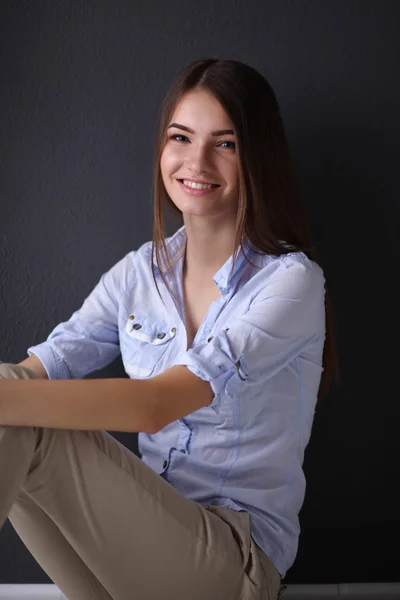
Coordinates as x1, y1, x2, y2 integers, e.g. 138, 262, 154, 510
160, 88, 239, 220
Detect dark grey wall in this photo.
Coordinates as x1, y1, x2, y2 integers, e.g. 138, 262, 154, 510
1, 0, 398, 586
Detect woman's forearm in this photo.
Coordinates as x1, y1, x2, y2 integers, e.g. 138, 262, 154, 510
0, 378, 156, 433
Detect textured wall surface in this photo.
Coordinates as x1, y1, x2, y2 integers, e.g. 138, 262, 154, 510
0, 0, 399, 586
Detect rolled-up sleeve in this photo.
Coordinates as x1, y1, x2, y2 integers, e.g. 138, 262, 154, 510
27, 251, 136, 379
174, 256, 326, 409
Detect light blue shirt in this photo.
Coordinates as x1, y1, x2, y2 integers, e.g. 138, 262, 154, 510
27, 224, 326, 578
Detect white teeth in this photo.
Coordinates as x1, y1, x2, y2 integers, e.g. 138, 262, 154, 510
182, 180, 214, 190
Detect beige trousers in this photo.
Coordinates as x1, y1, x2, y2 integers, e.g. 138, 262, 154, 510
0, 363, 282, 600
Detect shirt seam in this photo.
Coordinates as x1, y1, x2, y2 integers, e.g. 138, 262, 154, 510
215, 389, 241, 496
281, 356, 304, 517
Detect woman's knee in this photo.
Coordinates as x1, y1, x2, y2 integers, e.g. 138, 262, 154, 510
0, 363, 42, 380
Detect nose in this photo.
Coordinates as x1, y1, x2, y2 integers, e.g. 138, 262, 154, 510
185, 143, 212, 174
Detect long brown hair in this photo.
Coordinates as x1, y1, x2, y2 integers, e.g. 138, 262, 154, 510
151, 58, 339, 401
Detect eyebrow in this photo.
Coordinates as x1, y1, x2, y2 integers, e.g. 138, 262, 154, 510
167, 122, 234, 136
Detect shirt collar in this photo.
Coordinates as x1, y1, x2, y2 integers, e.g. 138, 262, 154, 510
152, 224, 255, 294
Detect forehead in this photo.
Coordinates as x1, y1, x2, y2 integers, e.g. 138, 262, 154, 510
170, 89, 233, 128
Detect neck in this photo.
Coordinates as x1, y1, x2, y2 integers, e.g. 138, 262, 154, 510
182, 219, 237, 283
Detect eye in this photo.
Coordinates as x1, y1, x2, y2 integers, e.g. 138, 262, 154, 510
218, 141, 236, 150
169, 134, 189, 143
168, 134, 236, 150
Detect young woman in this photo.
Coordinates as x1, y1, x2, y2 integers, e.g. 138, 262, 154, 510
0, 58, 338, 600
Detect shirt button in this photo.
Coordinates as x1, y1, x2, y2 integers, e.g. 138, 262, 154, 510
133, 323, 142, 330
171, 327, 177, 333
128, 315, 135, 320
157, 332, 166, 339
163, 460, 168, 468
180, 449, 186, 454
207, 336, 213, 342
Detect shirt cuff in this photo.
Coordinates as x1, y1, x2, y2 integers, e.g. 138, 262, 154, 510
27, 343, 71, 380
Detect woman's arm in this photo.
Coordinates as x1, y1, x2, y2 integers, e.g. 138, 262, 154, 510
18, 355, 48, 379
0, 366, 212, 433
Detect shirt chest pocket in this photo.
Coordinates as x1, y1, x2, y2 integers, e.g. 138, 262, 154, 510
121, 315, 177, 378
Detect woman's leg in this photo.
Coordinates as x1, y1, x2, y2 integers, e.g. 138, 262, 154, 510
1, 364, 114, 599
1, 363, 281, 600
9, 491, 113, 600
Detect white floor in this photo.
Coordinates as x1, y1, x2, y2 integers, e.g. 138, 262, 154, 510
0, 586, 66, 599
1, 582, 400, 599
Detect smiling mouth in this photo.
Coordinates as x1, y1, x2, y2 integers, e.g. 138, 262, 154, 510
178, 179, 220, 189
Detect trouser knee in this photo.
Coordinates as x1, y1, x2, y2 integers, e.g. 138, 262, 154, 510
0, 363, 42, 379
